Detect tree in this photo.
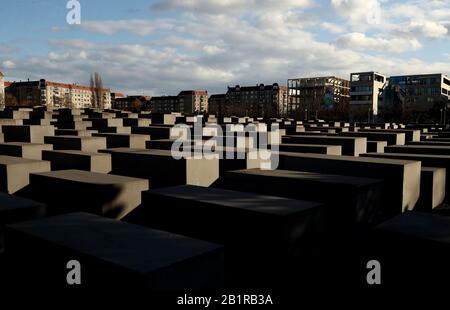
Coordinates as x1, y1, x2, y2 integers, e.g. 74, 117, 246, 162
90, 72, 104, 109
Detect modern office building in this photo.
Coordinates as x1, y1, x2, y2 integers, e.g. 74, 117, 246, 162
150, 90, 208, 114
5, 79, 112, 109
382, 73, 450, 123
349, 72, 386, 121
287, 76, 350, 120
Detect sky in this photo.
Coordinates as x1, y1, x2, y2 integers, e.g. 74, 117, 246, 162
0, 0, 450, 96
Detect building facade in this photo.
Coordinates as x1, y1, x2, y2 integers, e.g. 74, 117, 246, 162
382, 73, 450, 123
5, 79, 112, 109
150, 90, 208, 114
113, 95, 151, 112
349, 72, 386, 121
209, 84, 287, 118
0, 72, 4, 108
288, 76, 350, 120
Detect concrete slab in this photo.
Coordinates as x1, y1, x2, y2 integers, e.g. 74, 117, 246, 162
214, 169, 386, 229
92, 133, 149, 149
386, 144, 450, 156
367, 141, 387, 153
0, 142, 53, 160
109, 149, 219, 187
126, 185, 320, 286
361, 152, 450, 203
24, 170, 148, 219
279, 143, 342, 155
416, 167, 446, 211
282, 135, 367, 156
42, 150, 111, 173
358, 129, 420, 142
340, 131, 405, 146
55, 129, 98, 137
0, 156, 51, 194
4, 212, 224, 289
1, 125, 55, 144
277, 152, 421, 212
44, 136, 107, 152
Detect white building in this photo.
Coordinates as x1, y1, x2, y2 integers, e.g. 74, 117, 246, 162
0, 72, 5, 108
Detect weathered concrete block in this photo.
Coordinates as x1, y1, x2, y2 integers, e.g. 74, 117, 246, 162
340, 131, 405, 146
126, 185, 320, 286
386, 145, 450, 156
0, 192, 45, 225
279, 143, 342, 155
88, 126, 131, 134
122, 118, 151, 127
278, 152, 421, 212
416, 167, 446, 211
0, 142, 53, 160
1, 125, 55, 144
24, 170, 148, 219
371, 212, 450, 286
367, 141, 387, 153
109, 149, 219, 187
358, 129, 420, 142
361, 152, 450, 203
55, 129, 98, 137
282, 135, 366, 156
42, 150, 111, 173
131, 126, 175, 139
44, 136, 107, 152
0, 156, 51, 194
214, 169, 386, 229
4, 212, 224, 289
92, 133, 149, 149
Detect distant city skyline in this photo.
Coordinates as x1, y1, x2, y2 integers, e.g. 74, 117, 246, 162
1, 0, 450, 95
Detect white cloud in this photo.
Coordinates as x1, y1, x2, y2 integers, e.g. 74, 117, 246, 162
335, 32, 422, 53
77, 19, 173, 36
152, 0, 312, 14
2, 60, 16, 69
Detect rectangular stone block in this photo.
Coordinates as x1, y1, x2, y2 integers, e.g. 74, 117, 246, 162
214, 169, 386, 229
44, 136, 107, 152
282, 135, 366, 156
42, 150, 111, 173
278, 152, 421, 212
371, 212, 450, 286
83, 118, 123, 128
359, 129, 420, 142
0, 192, 45, 225
4, 212, 224, 289
416, 167, 446, 210
24, 170, 148, 219
92, 133, 149, 149
126, 185, 320, 286
340, 131, 405, 145
0, 142, 53, 160
279, 143, 342, 155
55, 129, 98, 137
122, 118, 151, 127
131, 126, 174, 139
88, 126, 131, 134
361, 152, 450, 203
386, 145, 450, 156
0, 156, 51, 194
1, 125, 55, 144
367, 141, 387, 153
109, 149, 219, 187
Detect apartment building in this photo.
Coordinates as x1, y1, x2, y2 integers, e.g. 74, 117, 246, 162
382, 73, 450, 123
209, 84, 287, 118
5, 79, 111, 109
349, 72, 386, 121
114, 95, 151, 111
150, 90, 208, 114
288, 76, 350, 120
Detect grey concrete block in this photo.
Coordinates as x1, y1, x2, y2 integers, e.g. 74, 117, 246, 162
42, 150, 111, 173
4, 212, 224, 289
0, 142, 53, 160
92, 133, 149, 149
44, 136, 107, 152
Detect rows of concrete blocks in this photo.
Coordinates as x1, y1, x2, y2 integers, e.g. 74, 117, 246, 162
1, 107, 450, 289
